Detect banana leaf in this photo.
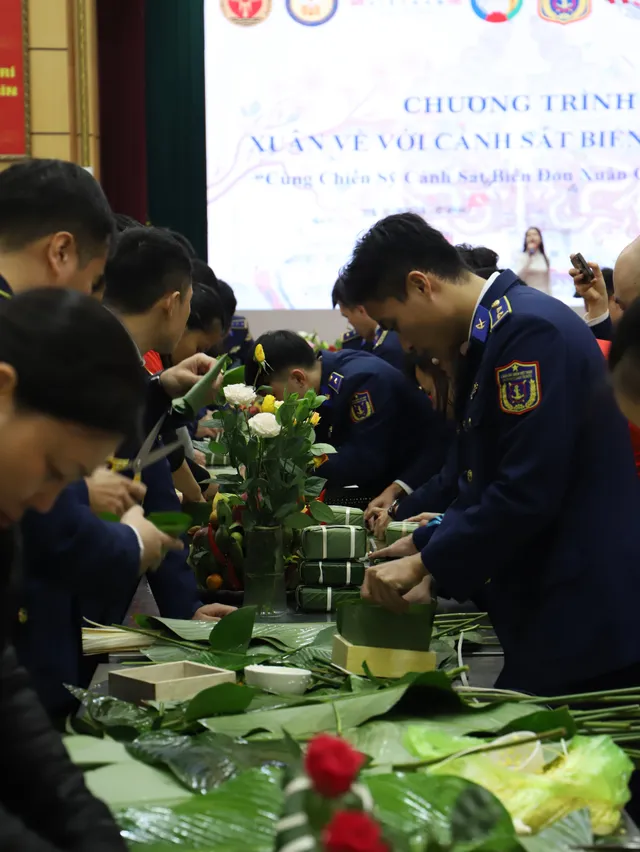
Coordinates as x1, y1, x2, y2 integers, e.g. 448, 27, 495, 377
127, 730, 300, 794
85, 761, 194, 809
337, 598, 436, 651
117, 767, 282, 851
185, 683, 256, 723
63, 735, 134, 767
143, 644, 275, 671
252, 622, 333, 649
518, 810, 592, 852
208, 606, 256, 653
142, 617, 214, 642
172, 354, 231, 416
366, 773, 519, 852
147, 512, 193, 537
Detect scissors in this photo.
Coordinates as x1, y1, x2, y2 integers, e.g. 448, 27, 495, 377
123, 415, 182, 482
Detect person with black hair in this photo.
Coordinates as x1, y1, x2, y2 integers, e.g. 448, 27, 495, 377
0, 288, 158, 852
0, 159, 114, 299
455, 243, 500, 280
331, 277, 405, 370
17, 229, 233, 718
517, 226, 551, 293
214, 278, 254, 365
245, 330, 450, 499
114, 212, 142, 233
342, 211, 640, 696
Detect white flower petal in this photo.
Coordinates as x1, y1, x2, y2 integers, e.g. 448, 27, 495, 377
248, 412, 282, 438
223, 384, 257, 406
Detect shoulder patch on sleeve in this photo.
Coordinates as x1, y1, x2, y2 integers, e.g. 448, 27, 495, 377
350, 390, 375, 422
231, 315, 247, 331
328, 372, 344, 393
495, 360, 541, 415
342, 328, 358, 343
489, 297, 512, 332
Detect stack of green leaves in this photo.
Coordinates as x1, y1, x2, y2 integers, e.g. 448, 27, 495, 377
296, 524, 369, 613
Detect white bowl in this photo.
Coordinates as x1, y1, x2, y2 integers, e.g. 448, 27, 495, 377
244, 664, 312, 695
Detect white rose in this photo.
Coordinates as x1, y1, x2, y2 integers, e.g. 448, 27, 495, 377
223, 384, 257, 406
248, 412, 282, 438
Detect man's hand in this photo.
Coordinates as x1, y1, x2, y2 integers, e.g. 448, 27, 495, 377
159, 354, 224, 402
86, 468, 146, 517
569, 261, 608, 319
407, 512, 442, 526
193, 449, 207, 467
368, 534, 418, 562
121, 505, 184, 572
361, 554, 428, 613
365, 484, 403, 523
368, 508, 391, 541
194, 603, 238, 621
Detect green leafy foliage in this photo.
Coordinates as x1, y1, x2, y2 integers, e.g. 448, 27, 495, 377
208, 606, 256, 653
117, 768, 282, 851
308, 500, 336, 523
518, 810, 592, 852
127, 730, 299, 794
185, 683, 256, 722
147, 512, 193, 537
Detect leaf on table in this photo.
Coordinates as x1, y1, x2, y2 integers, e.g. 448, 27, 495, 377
399, 702, 546, 740
209, 606, 256, 653
347, 721, 419, 767
68, 687, 156, 739
518, 809, 592, 852
185, 683, 256, 722
85, 761, 194, 809
146, 617, 214, 642
200, 681, 409, 738
63, 734, 134, 767
498, 708, 578, 739
144, 644, 205, 664
367, 773, 519, 852
127, 730, 299, 794
252, 622, 332, 650
308, 500, 336, 523
117, 767, 282, 851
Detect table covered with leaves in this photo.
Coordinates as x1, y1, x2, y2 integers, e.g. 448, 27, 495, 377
71, 609, 640, 851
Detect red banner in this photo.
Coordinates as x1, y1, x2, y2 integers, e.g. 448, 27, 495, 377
0, 0, 27, 157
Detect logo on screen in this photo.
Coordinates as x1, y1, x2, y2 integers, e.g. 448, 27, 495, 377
221, 0, 271, 25
286, 0, 338, 25
471, 0, 522, 20
538, 0, 590, 22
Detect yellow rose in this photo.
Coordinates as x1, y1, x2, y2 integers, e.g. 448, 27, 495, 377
310, 412, 321, 426
313, 453, 329, 469
254, 343, 266, 364
261, 394, 276, 414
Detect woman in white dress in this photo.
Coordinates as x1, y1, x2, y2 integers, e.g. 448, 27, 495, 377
517, 227, 551, 294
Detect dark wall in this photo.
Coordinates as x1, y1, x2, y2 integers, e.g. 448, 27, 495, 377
145, 0, 208, 259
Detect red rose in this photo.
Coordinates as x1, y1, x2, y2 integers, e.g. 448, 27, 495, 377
323, 810, 388, 852
305, 734, 365, 798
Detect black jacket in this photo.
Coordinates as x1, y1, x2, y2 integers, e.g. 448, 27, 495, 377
0, 528, 126, 851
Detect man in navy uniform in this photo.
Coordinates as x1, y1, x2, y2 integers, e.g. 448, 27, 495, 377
0, 161, 233, 717
332, 277, 405, 370
244, 330, 450, 499
342, 212, 640, 697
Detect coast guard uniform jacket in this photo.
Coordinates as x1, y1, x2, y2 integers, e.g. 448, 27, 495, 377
341, 327, 406, 371
412, 270, 640, 694
224, 314, 253, 366
315, 350, 450, 496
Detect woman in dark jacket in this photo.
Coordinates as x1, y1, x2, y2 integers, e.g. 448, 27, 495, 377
0, 288, 147, 850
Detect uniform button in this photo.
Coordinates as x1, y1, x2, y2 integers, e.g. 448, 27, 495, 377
470, 382, 479, 400
466, 469, 473, 483
491, 300, 500, 308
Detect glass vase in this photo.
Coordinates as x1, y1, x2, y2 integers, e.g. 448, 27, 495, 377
243, 526, 288, 618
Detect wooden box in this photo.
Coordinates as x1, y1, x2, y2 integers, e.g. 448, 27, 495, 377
109, 661, 235, 703
332, 633, 437, 679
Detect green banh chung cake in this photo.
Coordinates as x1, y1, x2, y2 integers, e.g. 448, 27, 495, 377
299, 560, 365, 587
300, 525, 368, 561
385, 520, 420, 545
295, 585, 361, 613
326, 505, 365, 527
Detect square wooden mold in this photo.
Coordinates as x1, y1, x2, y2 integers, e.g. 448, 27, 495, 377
109, 661, 236, 703
332, 633, 436, 679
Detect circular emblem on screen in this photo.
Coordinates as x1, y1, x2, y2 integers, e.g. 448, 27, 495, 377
221, 0, 271, 25
538, 0, 590, 23
471, 0, 523, 21
286, 0, 338, 25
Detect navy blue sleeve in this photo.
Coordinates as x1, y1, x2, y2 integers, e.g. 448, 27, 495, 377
590, 315, 613, 342
141, 459, 201, 619
21, 487, 140, 600
396, 442, 459, 520
421, 319, 583, 601
317, 378, 399, 487
396, 411, 453, 492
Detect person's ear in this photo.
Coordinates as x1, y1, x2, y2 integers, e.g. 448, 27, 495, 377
161, 291, 182, 317
407, 270, 433, 299
0, 363, 17, 401
46, 232, 76, 280
290, 368, 307, 389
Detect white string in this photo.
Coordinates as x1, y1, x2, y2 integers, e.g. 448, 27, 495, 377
326, 587, 332, 612
457, 631, 470, 688
321, 525, 327, 560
